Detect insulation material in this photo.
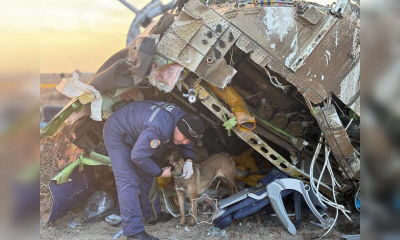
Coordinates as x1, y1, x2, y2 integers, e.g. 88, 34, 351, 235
148, 63, 186, 92
233, 149, 264, 186
206, 83, 256, 132
56, 75, 103, 121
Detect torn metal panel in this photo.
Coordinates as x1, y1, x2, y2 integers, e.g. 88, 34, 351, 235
182, 0, 209, 19
313, 105, 360, 180
289, 4, 359, 104
155, 0, 360, 108
206, 60, 237, 88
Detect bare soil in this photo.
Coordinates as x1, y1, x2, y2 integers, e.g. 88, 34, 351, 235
40, 205, 359, 240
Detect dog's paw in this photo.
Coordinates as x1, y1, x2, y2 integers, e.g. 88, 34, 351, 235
187, 222, 195, 227
176, 223, 184, 228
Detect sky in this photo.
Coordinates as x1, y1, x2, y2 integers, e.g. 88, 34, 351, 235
40, 0, 156, 74
37, 0, 336, 74
0, 0, 40, 74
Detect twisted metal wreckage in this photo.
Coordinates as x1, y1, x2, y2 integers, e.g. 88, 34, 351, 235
40, 0, 360, 235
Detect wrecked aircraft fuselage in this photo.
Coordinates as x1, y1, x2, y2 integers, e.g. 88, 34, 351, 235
40, 0, 360, 225
150, 0, 360, 184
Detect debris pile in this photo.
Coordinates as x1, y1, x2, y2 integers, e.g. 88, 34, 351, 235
40, 124, 83, 215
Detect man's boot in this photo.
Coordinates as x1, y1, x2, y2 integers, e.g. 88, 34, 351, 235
156, 212, 172, 223
127, 231, 159, 240
144, 212, 172, 226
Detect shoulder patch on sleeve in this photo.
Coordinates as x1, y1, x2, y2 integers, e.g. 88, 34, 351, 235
150, 140, 161, 148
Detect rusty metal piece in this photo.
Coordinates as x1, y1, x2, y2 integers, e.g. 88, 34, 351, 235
272, 108, 288, 128
287, 116, 303, 137
206, 30, 213, 38
313, 105, 360, 180
257, 99, 274, 119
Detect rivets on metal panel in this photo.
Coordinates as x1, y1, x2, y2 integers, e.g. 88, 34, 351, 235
202, 39, 208, 45
206, 56, 216, 65
206, 31, 213, 38
212, 46, 222, 59
219, 39, 226, 48
229, 32, 234, 42
216, 24, 222, 33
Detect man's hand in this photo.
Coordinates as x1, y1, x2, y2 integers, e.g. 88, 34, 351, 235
160, 167, 171, 178
181, 160, 193, 179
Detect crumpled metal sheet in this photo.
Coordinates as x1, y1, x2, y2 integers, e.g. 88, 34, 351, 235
154, 0, 238, 89
208, 1, 360, 107
155, 0, 360, 108
313, 105, 360, 180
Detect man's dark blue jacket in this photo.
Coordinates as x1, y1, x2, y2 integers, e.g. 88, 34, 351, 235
103, 100, 194, 176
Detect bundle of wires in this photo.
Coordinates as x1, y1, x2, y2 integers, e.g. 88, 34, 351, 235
309, 134, 352, 236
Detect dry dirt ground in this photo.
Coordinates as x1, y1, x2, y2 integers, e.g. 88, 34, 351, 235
40, 204, 359, 240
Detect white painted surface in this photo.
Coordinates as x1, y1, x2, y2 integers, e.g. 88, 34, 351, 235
339, 60, 360, 114
264, 7, 296, 42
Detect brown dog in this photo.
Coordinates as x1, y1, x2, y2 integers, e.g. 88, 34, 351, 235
166, 150, 238, 227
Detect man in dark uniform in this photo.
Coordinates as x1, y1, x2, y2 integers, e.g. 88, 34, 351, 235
103, 101, 204, 240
